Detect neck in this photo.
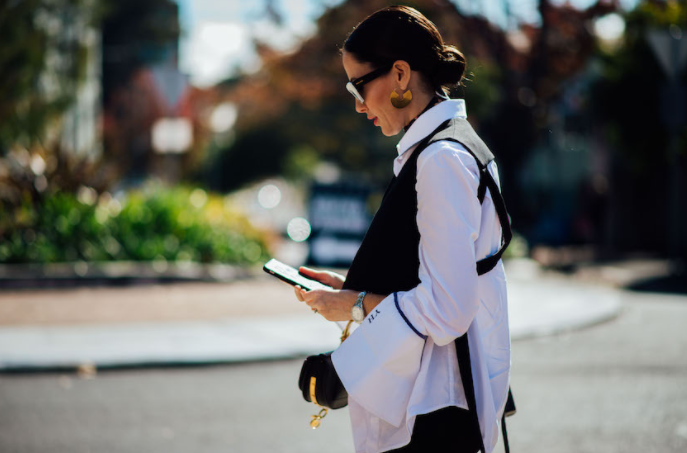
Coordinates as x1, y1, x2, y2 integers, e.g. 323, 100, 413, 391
403, 92, 443, 132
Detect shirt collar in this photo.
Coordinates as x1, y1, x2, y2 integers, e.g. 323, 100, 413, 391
395, 99, 468, 157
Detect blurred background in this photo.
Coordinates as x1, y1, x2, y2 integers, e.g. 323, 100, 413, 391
1, 0, 686, 272
1, 1, 687, 453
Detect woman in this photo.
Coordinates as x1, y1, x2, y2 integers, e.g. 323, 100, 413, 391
294, 6, 511, 453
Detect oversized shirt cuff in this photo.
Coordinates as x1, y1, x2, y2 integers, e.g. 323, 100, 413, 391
331, 293, 426, 428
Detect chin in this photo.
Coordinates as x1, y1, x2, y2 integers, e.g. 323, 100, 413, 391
380, 124, 401, 137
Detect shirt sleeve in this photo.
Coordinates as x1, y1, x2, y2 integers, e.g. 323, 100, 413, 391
396, 141, 483, 346
331, 293, 426, 427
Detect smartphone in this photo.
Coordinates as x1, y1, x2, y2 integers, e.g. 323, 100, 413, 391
263, 259, 331, 291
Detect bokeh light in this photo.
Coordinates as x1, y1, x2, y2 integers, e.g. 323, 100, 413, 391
286, 217, 311, 242
190, 188, 208, 209
257, 184, 282, 209
210, 102, 238, 133
593, 13, 625, 42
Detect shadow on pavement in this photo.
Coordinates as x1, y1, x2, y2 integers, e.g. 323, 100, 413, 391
625, 273, 687, 295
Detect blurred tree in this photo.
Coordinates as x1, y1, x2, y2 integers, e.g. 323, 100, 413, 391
0, 0, 93, 154
0, 0, 183, 196
593, 0, 686, 170
201, 0, 512, 192
0, 0, 120, 214
199, 0, 617, 243
482, 0, 617, 241
0, 0, 185, 248
590, 0, 687, 256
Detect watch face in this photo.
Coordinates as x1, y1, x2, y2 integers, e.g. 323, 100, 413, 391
352, 305, 365, 323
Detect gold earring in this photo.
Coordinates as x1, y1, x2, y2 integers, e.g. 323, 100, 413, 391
390, 88, 412, 109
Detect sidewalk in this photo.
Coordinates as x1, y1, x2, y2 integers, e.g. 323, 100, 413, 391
0, 259, 622, 371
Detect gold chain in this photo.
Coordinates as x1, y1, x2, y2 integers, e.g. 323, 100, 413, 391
340, 319, 354, 342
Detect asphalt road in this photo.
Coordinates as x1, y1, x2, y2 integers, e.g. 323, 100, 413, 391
1, 289, 686, 453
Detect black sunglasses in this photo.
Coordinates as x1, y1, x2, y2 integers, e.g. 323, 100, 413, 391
346, 64, 393, 103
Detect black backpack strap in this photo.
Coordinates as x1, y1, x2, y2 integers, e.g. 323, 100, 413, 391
425, 118, 512, 277
501, 414, 510, 453
430, 141, 512, 276
456, 335, 515, 453
454, 334, 486, 453
453, 164, 515, 451
475, 169, 513, 276
477, 174, 488, 204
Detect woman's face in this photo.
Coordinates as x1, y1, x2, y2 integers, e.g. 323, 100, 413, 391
342, 51, 404, 137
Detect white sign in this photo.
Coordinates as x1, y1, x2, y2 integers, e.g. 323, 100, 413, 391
152, 117, 193, 154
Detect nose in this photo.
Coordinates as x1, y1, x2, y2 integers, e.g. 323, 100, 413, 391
355, 99, 366, 113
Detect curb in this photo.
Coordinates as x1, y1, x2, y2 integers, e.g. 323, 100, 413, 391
0, 261, 261, 289
0, 316, 345, 372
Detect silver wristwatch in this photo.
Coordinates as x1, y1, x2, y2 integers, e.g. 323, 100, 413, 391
351, 291, 367, 323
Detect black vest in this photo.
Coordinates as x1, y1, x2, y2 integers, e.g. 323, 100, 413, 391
342, 117, 514, 453
343, 117, 512, 293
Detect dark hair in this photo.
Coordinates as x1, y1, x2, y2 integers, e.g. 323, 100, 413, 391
342, 5, 466, 95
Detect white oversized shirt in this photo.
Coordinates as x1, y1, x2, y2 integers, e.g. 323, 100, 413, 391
332, 99, 511, 453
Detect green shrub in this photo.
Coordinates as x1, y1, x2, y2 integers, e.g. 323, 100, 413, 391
0, 184, 271, 265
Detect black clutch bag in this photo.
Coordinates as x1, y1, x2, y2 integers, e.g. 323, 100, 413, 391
299, 352, 348, 408
297, 320, 353, 428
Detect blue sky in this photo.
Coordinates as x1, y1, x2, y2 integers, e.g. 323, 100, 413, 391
175, 0, 639, 87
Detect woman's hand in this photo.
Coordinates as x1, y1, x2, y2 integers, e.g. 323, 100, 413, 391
298, 266, 345, 290
294, 287, 358, 322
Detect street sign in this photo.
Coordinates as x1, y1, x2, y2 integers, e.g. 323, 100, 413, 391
307, 182, 374, 267
151, 63, 189, 113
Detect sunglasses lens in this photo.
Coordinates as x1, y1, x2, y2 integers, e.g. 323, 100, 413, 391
346, 82, 364, 103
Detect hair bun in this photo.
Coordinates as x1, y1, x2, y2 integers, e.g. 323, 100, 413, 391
431, 45, 467, 89
343, 6, 468, 95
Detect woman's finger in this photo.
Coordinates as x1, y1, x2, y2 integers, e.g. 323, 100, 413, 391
300, 267, 346, 290
298, 266, 318, 277
299, 266, 330, 284
294, 285, 305, 302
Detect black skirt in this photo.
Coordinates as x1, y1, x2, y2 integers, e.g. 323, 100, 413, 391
383, 406, 482, 453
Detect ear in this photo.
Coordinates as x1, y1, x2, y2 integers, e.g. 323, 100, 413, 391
392, 60, 412, 90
